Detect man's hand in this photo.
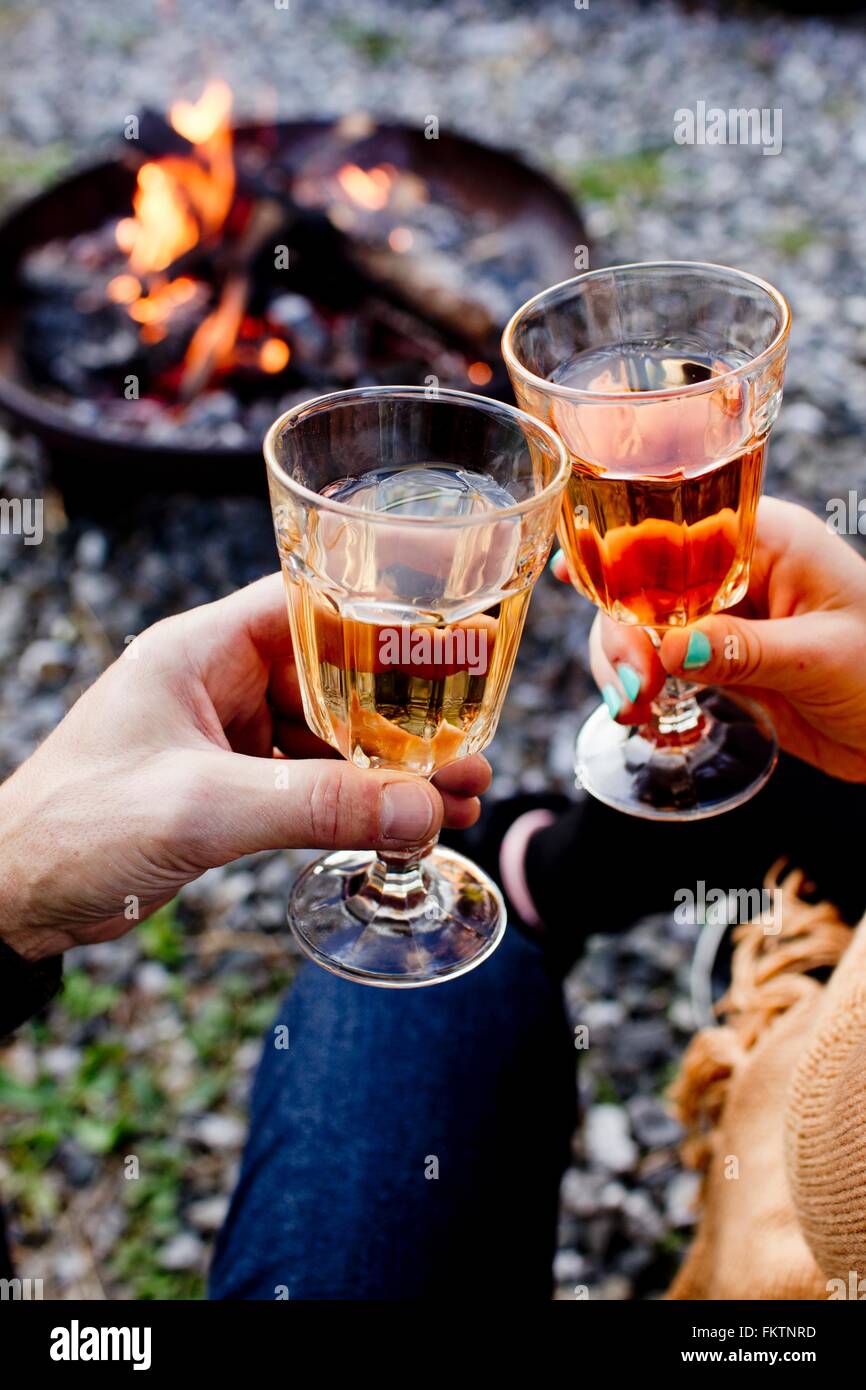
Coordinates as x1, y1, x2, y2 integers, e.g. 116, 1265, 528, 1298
0, 575, 490, 961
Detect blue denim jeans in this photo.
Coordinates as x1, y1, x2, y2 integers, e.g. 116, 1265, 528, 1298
209, 925, 576, 1300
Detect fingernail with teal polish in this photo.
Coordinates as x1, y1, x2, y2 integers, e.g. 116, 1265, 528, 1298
683, 630, 712, 670
616, 663, 641, 704
601, 683, 622, 719
548, 547, 564, 574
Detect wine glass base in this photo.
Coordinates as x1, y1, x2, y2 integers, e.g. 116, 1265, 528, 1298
287, 845, 506, 987
575, 687, 777, 821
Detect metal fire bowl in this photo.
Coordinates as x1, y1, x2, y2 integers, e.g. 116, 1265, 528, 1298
0, 120, 586, 511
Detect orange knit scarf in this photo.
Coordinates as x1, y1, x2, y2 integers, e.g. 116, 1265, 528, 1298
667, 864, 857, 1300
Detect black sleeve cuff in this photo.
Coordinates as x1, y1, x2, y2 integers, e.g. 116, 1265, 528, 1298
0, 935, 63, 1038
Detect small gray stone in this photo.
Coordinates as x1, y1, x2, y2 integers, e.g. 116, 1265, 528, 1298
666, 1171, 702, 1228
588, 1274, 633, 1301
584, 1105, 639, 1174
71, 571, 118, 611
553, 1248, 589, 1285
156, 1233, 204, 1271
196, 1113, 246, 1152
18, 638, 73, 685
75, 530, 109, 570
610, 1019, 675, 1075
186, 1195, 230, 1232
212, 871, 258, 910
598, 1180, 628, 1212
54, 1248, 90, 1284
256, 853, 294, 895
42, 1046, 81, 1080
135, 962, 171, 997
627, 1096, 684, 1151
560, 1167, 607, 1217
576, 999, 625, 1042
779, 401, 826, 437
621, 1190, 665, 1243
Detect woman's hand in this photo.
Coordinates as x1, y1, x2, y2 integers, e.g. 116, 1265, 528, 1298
0, 574, 490, 961
553, 497, 866, 783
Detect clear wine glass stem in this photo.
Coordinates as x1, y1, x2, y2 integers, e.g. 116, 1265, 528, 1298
651, 675, 704, 737
645, 628, 704, 739
345, 836, 439, 927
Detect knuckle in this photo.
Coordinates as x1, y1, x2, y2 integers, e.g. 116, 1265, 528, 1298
307, 763, 352, 847
734, 625, 764, 684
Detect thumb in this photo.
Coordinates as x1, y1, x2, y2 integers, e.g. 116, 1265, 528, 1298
659, 613, 822, 694
182, 751, 444, 863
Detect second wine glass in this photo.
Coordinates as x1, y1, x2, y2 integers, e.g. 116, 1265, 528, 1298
503, 261, 791, 820
266, 386, 569, 986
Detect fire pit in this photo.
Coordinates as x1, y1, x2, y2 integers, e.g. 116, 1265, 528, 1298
0, 86, 586, 510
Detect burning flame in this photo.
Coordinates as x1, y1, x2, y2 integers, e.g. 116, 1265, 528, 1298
118, 165, 198, 274
169, 81, 233, 146
106, 274, 142, 305
127, 276, 199, 324
113, 90, 411, 400
118, 80, 235, 276
180, 276, 248, 395
336, 162, 394, 212
114, 80, 245, 392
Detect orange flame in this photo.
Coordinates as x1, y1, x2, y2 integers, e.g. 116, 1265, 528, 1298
127, 276, 199, 325
169, 80, 232, 146
180, 276, 248, 393
336, 162, 394, 211
115, 81, 241, 387
122, 163, 200, 274
119, 80, 235, 276
106, 273, 142, 305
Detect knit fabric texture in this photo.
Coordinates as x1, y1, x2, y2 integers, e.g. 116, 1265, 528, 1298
666, 864, 860, 1300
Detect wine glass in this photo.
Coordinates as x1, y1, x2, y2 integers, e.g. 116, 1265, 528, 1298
265, 385, 569, 985
502, 261, 791, 820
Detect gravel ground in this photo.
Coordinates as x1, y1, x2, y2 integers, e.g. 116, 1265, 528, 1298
0, 0, 864, 1299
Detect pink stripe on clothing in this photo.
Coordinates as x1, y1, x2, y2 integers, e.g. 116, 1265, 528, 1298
498, 809, 555, 929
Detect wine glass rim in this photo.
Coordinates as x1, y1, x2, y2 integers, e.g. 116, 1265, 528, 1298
263, 385, 571, 526
501, 260, 792, 404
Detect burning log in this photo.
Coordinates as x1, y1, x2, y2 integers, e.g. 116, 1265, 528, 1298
123, 95, 497, 362
178, 198, 285, 399
352, 244, 496, 345
178, 274, 247, 401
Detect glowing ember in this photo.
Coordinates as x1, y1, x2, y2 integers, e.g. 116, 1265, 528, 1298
106, 273, 142, 305
336, 162, 394, 211
141, 323, 168, 345
258, 338, 291, 373
387, 226, 414, 253
467, 361, 493, 386
127, 276, 199, 324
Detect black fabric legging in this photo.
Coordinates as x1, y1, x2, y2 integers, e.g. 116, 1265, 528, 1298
525, 752, 866, 975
